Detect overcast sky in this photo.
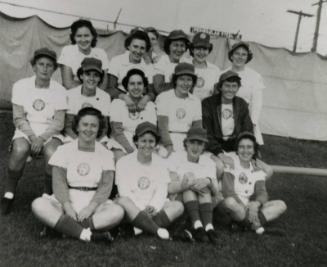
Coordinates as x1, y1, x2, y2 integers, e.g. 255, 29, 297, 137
1, 0, 327, 54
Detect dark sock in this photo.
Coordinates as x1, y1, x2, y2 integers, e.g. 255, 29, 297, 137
213, 203, 233, 225
153, 210, 171, 228
4, 169, 22, 195
44, 173, 52, 195
185, 201, 200, 226
132, 211, 159, 234
80, 217, 95, 230
54, 215, 84, 239
199, 203, 213, 228
258, 210, 267, 226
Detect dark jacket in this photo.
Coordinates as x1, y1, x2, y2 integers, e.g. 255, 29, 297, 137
202, 93, 253, 155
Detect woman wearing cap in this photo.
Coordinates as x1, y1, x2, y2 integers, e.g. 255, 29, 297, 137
58, 19, 109, 90
144, 27, 165, 64
227, 41, 265, 145
187, 32, 221, 100
219, 132, 287, 234
108, 29, 155, 112
168, 126, 221, 243
1, 48, 67, 215
156, 62, 202, 157
115, 121, 184, 240
153, 30, 190, 96
110, 69, 157, 154
32, 107, 124, 242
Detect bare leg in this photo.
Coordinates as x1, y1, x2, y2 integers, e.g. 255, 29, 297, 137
261, 200, 287, 223
92, 201, 124, 230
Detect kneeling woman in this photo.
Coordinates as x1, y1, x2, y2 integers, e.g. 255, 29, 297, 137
168, 127, 221, 243
220, 132, 287, 234
116, 122, 184, 239
32, 108, 124, 242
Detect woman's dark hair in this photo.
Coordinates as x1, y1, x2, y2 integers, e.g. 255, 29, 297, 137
76, 68, 104, 85
235, 132, 259, 160
132, 131, 161, 147
228, 43, 253, 63
122, 68, 149, 93
144, 27, 160, 39
73, 107, 104, 138
70, 19, 98, 47
216, 76, 241, 92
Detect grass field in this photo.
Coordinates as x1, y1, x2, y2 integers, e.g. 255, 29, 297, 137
1, 112, 327, 267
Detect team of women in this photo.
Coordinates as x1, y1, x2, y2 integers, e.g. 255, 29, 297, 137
1, 19, 287, 243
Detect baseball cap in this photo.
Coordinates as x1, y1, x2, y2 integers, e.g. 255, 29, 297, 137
164, 30, 190, 54
217, 70, 241, 88
185, 127, 208, 143
31, 47, 57, 65
134, 121, 159, 138
173, 62, 197, 79
191, 32, 213, 51
79, 57, 103, 73
228, 41, 253, 63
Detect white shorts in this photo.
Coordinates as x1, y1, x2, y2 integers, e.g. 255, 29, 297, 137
12, 129, 53, 145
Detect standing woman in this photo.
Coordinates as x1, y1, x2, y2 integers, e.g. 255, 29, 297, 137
1, 48, 67, 215
58, 19, 109, 90
153, 30, 190, 96
110, 69, 157, 154
219, 132, 287, 234
144, 27, 165, 64
116, 122, 184, 239
188, 32, 221, 101
31, 107, 124, 242
156, 63, 202, 157
227, 41, 265, 145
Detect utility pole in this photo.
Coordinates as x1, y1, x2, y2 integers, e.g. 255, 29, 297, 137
287, 10, 313, 53
113, 8, 122, 30
311, 0, 327, 52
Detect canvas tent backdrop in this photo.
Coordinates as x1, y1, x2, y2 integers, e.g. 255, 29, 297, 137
1, 12, 327, 141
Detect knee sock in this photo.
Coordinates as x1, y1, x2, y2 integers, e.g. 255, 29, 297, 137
54, 215, 85, 239
132, 211, 159, 234
153, 210, 171, 228
258, 210, 267, 226
199, 203, 213, 230
185, 201, 201, 228
80, 217, 96, 230
4, 169, 22, 196
44, 173, 52, 195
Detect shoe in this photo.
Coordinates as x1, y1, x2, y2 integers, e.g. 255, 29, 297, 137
206, 229, 219, 244
172, 229, 194, 243
157, 228, 170, 240
192, 227, 209, 242
40, 226, 62, 238
91, 231, 114, 242
1, 197, 14, 215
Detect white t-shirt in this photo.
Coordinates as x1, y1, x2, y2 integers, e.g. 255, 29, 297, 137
116, 152, 170, 211
110, 98, 157, 145
153, 54, 177, 83
108, 51, 154, 92
221, 103, 234, 140
11, 76, 67, 136
58, 45, 110, 80
67, 85, 111, 116
224, 152, 266, 205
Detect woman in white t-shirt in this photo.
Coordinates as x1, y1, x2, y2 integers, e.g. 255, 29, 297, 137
110, 69, 157, 153
1, 48, 67, 215
116, 122, 183, 240
58, 19, 109, 90
156, 63, 202, 157
31, 107, 124, 242
226, 41, 265, 145
219, 132, 287, 234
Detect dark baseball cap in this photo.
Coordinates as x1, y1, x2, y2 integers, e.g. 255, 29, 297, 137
185, 127, 208, 143
31, 47, 57, 64
79, 57, 103, 73
135, 121, 159, 138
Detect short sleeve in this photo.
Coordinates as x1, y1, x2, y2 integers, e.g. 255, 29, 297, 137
110, 99, 124, 122
101, 148, 115, 171
108, 56, 120, 77
52, 84, 68, 111
144, 102, 157, 124
49, 146, 67, 168
98, 49, 110, 70
11, 80, 25, 106
193, 98, 202, 121
155, 93, 169, 116
57, 46, 72, 67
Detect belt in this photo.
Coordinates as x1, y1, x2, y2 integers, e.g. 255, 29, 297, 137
169, 131, 186, 134
68, 186, 98, 191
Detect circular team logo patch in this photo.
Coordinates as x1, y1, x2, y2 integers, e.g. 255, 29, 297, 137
176, 108, 186, 120
81, 102, 93, 108
129, 111, 141, 120
77, 163, 90, 176
196, 76, 205, 88
238, 172, 248, 184
32, 99, 45, 111
137, 176, 150, 190
222, 108, 233, 120
200, 33, 207, 39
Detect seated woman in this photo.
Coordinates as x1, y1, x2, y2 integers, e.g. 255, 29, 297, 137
153, 30, 190, 96
115, 122, 184, 240
58, 19, 109, 90
108, 29, 154, 111
31, 107, 124, 242
110, 69, 157, 154
1, 48, 67, 215
168, 126, 222, 244
156, 62, 202, 157
219, 132, 287, 234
